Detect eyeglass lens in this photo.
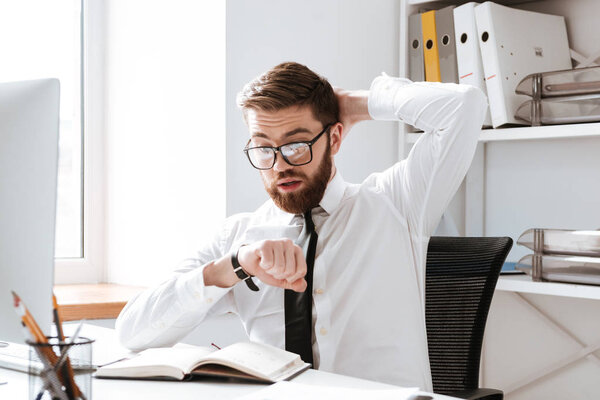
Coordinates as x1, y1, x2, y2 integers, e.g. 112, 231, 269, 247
248, 142, 311, 169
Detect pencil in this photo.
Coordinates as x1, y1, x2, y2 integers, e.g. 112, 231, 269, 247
53, 293, 77, 399
11, 291, 50, 344
52, 294, 65, 341
12, 291, 81, 399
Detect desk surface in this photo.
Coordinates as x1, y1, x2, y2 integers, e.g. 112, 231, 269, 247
0, 368, 458, 400
0, 324, 458, 400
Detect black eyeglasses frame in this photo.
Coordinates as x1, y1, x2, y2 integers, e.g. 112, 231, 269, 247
243, 123, 333, 170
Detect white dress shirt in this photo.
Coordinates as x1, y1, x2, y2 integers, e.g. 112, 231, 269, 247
116, 75, 488, 391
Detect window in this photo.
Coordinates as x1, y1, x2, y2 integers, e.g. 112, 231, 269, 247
0, 0, 83, 258
2, 0, 225, 285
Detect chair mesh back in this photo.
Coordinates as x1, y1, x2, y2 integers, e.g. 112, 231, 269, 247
425, 236, 512, 395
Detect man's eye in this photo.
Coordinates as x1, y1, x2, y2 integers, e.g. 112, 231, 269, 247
250, 145, 270, 152
283, 143, 307, 153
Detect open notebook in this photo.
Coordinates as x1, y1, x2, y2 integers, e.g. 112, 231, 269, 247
95, 342, 310, 383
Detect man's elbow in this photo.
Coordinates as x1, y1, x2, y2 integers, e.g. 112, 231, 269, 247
434, 84, 488, 131
115, 307, 146, 351
461, 85, 488, 128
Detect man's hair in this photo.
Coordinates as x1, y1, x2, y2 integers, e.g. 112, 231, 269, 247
237, 62, 339, 127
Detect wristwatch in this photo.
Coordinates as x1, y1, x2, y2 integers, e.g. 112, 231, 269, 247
231, 245, 259, 292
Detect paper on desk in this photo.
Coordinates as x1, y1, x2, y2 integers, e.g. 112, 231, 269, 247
236, 381, 419, 400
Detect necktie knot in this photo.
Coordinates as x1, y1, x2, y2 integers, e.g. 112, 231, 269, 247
303, 210, 315, 233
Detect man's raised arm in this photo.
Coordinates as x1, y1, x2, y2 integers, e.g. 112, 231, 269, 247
366, 75, 487, 237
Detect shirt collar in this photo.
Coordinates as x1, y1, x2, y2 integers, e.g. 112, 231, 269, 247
318, 170, 347, 215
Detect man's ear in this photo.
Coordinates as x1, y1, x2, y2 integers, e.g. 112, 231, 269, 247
329, 122, 343, 156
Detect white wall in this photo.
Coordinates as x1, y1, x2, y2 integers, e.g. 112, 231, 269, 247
226, 0, 400, 215
104, 0, 226, 286
485, 137, 600, 262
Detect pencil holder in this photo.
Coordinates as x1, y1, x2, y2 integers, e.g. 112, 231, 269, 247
27, 336, 94, 400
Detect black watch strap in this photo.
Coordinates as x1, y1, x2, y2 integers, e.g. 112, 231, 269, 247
231, 246, 259, 292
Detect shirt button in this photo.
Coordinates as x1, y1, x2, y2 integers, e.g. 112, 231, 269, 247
315, 288, 324, 295
152, 321, 166, 329
206, 297, 213, 304
320, 327, 328, 336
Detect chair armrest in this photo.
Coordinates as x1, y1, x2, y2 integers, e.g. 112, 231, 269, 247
447, 388, 503, 400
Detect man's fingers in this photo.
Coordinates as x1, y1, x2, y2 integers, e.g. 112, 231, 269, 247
251, 240, 307, 289
286, 278, 307, 293
288, 245, 307, 283
254, 273, 285, 288
254, 273, 306, 292
270, 241, 285, 275
283, 242, 296, 280
258, 244, 274, 270
265, 240, 295, 280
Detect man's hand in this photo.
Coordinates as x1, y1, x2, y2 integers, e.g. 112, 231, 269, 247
237, 239, 307, 292
334, 88, 372, 140
203, 239, 307, 293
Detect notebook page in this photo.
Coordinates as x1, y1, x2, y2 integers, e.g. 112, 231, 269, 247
197, 342, 299, 379
103, 347, 215, 375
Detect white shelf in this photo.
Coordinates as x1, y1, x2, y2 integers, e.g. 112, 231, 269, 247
408, 0, 543, 5
405, 122, 600, 144
496, 275, 600, 300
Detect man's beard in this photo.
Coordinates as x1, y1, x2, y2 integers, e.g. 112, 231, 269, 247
263, 143, 332, 214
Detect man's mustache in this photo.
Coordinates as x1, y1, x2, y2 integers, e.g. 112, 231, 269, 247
273, 170, 308, 181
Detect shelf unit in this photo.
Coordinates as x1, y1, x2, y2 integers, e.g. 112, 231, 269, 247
496, 275, 600, 300
399, 0, 600, 152
400, 1, 600, 397
399, 0, 600, 237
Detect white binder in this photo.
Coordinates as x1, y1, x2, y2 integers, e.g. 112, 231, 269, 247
453, 2, 492, 127
474, 2, 572, 128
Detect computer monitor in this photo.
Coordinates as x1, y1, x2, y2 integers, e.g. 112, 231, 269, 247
0, 78, 60, 345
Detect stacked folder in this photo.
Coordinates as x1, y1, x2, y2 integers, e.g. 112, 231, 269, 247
515, 228, 600, 285
410, 6, 458, 84
514, 66, 600, 126
408, 1, 573, 129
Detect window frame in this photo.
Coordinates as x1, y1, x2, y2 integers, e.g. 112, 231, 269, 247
54, 0, 105, 284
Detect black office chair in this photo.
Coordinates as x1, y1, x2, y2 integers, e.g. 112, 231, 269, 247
425, 236, 512, 400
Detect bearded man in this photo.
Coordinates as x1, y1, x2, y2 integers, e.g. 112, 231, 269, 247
116, 62, 487, 390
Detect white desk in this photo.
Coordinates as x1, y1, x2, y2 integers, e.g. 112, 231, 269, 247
0, 325, 458, 400
0, 367, 462, 400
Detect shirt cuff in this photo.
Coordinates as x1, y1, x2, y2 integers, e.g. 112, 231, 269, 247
174, 262, 232, 312
368, 74, 412, 121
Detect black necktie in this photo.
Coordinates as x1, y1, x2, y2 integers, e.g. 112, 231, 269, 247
284, 209, 318, 365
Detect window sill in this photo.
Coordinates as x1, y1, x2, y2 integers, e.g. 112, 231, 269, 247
54, 284, 146, 321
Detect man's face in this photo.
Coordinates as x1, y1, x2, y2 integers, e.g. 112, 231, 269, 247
245, 106, 340, 214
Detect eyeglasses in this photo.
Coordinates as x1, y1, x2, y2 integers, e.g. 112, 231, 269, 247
243, 124, 332, 170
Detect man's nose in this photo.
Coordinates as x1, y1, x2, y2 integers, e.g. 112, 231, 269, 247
272, 153, 293, 172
